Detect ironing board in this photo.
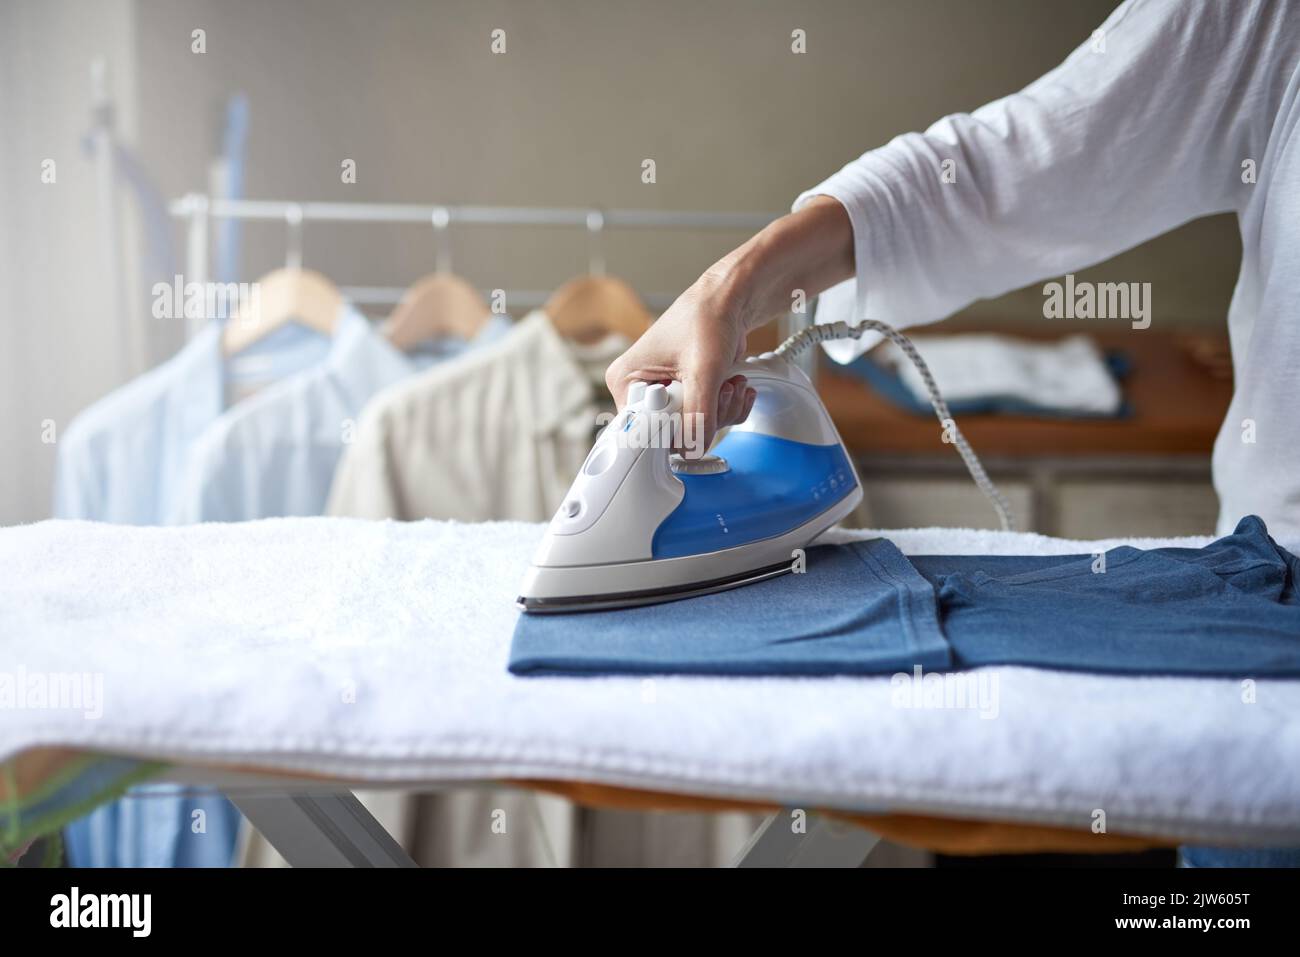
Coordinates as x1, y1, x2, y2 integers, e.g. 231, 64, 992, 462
0, 749, 1178, 867
3, 518, 1299, 865
4, 748, 1169, 867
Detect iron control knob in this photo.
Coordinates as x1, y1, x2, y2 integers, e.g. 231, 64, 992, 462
670, 453, 729, 475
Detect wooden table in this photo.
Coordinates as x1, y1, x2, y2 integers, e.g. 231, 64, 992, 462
815, 323, 1234, 534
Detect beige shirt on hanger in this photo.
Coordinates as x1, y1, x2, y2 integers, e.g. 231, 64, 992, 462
328, 310, 607, 524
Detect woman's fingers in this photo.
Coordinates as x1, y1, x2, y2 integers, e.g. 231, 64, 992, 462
611, 367, 756, 459
715, 375, 755, 429
681, 376, 720, 459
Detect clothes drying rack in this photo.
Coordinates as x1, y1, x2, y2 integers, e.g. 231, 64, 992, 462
168, 194, 808, 335
166, 194, 818, 376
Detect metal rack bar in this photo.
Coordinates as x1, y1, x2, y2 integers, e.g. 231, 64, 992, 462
169, 195, 778, 231
91, 59, 133, 375
339, 284, 679, 312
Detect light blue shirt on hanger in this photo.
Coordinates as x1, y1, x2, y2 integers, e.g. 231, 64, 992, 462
168, 309, 511, 522
53, 320, 330, 524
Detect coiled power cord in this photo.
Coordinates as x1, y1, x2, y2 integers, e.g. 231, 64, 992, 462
775, 319, 1016, 532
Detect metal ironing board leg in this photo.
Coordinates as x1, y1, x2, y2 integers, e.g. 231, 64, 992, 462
733, 809, 882, 867
226, 784, 874, 868
228, 791, 417, 868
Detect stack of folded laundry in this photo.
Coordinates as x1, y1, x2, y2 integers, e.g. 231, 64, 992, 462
847, 333, 1129, 419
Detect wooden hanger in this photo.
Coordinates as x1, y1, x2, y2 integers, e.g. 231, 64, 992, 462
383, 273, 491, 352
545, 275, 653, 344
223, 267, 342, 357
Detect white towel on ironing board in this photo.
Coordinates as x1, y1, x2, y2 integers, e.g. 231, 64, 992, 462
2, 518, 1299, 848
876, 334, 1122, 415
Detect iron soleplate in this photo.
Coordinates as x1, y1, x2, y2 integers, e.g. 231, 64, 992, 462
516, 559, 795, 614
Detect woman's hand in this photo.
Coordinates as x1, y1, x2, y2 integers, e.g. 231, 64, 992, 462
604, 196, 855, 457
603, 270, 757, 458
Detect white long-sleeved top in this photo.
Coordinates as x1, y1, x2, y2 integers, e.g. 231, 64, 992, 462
795, 0, 1300, 537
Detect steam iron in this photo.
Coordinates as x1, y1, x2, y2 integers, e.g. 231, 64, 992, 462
517, 352, 863, 613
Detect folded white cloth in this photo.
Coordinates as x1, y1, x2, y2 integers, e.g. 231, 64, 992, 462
876, 333, 1123, 415
2, 518, 1298, 846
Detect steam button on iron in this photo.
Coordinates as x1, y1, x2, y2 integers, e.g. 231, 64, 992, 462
643, 384, 670, 410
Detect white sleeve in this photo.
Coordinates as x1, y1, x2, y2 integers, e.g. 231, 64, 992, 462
795, 0, 1266, 361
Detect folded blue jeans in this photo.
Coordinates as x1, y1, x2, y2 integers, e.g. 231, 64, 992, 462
510, 538, 950, 676
913, 515, 1300, 676
509, 516, 1300, 678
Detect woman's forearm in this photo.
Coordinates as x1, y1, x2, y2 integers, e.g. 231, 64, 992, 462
700, 195, 854, 334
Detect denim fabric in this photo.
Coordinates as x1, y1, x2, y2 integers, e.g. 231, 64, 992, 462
1178, 846, 1300, 867
510, 517, 1300, 679
509, 538, 950, 676
916, 516, 1300, 676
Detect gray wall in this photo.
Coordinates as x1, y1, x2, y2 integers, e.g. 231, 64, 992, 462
0, 0, 138, 527
1, 0, 1240, 524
